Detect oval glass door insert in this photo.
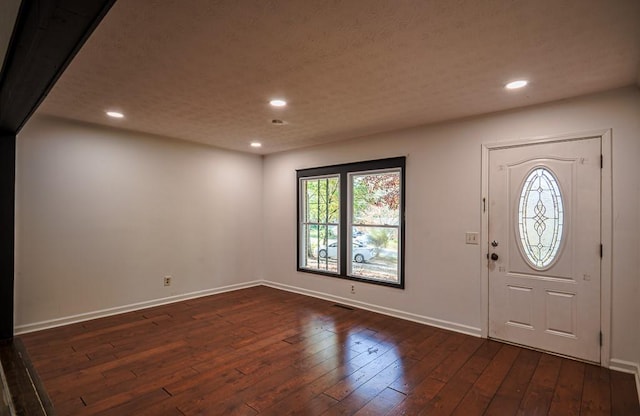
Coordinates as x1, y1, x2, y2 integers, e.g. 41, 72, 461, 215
517, 167, 564, 269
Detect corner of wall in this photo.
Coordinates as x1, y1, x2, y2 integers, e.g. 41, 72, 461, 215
609, 358, 640, 403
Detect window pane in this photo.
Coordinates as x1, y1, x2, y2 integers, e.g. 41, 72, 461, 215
300, 175, 340, 273
304, 177, 340, 223
301, 224, 339, 272
352, 171, 400, 226
350, 170, 401, 282
350, 227, 399, 283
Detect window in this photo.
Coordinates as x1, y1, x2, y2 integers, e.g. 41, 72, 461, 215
517, 167, 564, 269
299, 175, 340, 273
297, 157, 405, 288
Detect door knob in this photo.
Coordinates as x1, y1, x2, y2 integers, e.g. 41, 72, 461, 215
491, 253, 499, 261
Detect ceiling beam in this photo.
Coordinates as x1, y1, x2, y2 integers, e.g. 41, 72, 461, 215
0, 0, 116, 134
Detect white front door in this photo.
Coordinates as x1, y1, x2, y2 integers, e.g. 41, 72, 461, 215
488, 137, 601, 362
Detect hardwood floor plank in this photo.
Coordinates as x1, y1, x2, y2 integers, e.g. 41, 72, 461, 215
46, 395, 86, 415
546, 358, 585, 416
581, 364, 612, 415
42, 339, 188, 394
255, 319, 423, 415
81, 365, 196, 408
323, 347, 407, 401
425, 335, 485, 383
256, 354, 366, 415
516, 353, 562, 415
387, 335, 485, 415
475, 346, 541, 416
175, 366, 296, 415
453, 344, 520, 416
16, 286, 637, 415
419, 339, 503, 415
321, 358, 410, 415
82, 388, 172, 416
352, 387, 405, 416
386, 330, 452, 394
238, 321, 407, 413
246, 350, 352, 411
610, 370, 640, 415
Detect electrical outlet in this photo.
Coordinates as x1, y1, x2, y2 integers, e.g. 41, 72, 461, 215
350, 284, 355, 294
164, 276, 172, 286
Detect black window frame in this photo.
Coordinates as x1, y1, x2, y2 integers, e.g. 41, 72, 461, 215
296, 157, 406, 289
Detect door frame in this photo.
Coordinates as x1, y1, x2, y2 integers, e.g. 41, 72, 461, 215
480, 129, 612, 366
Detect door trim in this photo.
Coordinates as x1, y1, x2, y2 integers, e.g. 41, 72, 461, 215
480, 129, 612, 366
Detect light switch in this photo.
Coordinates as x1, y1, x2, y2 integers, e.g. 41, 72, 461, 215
465, 232, 479, 245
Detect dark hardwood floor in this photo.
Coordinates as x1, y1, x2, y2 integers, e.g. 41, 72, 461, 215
20, 286, 640, 415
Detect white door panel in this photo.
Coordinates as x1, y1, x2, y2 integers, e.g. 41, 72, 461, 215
488, 137, 601, 362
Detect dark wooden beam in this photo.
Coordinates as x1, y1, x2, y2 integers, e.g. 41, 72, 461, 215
0, 133, 15, 340
0, 0, 116, 133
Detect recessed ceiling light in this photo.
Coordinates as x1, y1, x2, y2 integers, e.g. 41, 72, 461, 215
106, 111, 124, 118
269, 99, 287, 107
250, 142, 262, 148
505, 80, 528, 90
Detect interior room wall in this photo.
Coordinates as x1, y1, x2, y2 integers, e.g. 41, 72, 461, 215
262, 87, 640, 369
14, 115, 264, 331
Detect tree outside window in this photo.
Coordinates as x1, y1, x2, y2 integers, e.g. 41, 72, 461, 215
350, 170, 401, 282
299, 175, 340, 273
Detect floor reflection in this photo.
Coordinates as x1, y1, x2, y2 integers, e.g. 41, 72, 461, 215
294, 306, 407, 406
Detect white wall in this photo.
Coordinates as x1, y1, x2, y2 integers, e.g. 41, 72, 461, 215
262, 87, 640, 368
15, 116, 264, 330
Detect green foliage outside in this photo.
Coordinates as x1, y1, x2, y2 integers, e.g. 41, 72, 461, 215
303, 171, 400, 259
368, 228, 390, 251
353, 172, 401, 254
304, 177, 339, 257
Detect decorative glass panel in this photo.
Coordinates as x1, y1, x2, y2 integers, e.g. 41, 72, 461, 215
518, 167, 564, 269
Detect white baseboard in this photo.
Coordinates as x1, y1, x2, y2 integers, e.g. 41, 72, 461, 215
262, 280, 482, 337
14, 280, 263, 334
609, 358, 640, 404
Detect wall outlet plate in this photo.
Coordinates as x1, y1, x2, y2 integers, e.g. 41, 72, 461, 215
163, 276, 172, 286
465, 232, 479, 245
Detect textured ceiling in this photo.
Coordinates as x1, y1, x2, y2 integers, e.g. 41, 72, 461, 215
37, 0, 640, 154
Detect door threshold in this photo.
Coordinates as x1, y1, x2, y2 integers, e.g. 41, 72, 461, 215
489, 336, 600, 366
